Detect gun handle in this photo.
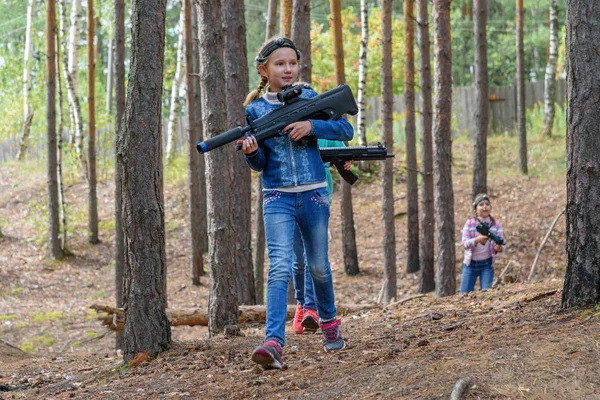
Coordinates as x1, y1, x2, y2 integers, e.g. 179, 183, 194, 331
334, 162, 358, 185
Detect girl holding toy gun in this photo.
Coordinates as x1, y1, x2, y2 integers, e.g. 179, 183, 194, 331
236, 37, 353, 369
460, 193, 506, 293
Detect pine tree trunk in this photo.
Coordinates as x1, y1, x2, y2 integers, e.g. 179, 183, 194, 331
194, 0, 239, 335
472, 0, 488, 197
87, 0, 98, 245
106, 38, 114, 114
166, 7, 186, 163
562, 0, 600, 308
380, 0, 396, 302
540, 0, 558, 138
17, 0, 36, 161
223, 0, 255, 305
114, 0, 126, 351
291, 0, 311, 84
183, 0, 204, 287
432, 0, 455, 297
356, 0, 369, 147
516, 0, 527, 174
253, 176, 265, 304
266, 0, 278, 40
404, 0, 420, 274
280, 0, 292, 37
46, 0, 63, 261
118, 0, 171, 361
417, 0, 435, 294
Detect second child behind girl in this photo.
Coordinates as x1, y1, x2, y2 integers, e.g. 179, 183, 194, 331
237, 37, 353, 369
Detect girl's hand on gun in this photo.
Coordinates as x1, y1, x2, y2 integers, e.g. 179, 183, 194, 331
474, 235, 489, 245
284, 121, 312, 141
344, 161, 352, 170
494, 243, 503, 252
236, 135, 258, 155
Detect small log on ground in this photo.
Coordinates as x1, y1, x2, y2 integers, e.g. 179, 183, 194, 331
90, 303, 378, 331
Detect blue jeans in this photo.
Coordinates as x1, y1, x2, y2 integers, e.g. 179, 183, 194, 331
263, 188, 336, 346
292, 223, 316, 311
460, 258, 494, 293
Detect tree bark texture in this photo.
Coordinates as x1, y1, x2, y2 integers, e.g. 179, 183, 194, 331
194, 0, 239, 335
166, 6, 185, 163
516, 0, 527, 174
253, 176, 265, 304
562, 0, 600, 308
183, 0, 204, 287
87, 0, 98, 245
541, 0, 559, 137
17, 0, 36, 161
404, 0, 420, 274
432, 0, 456, 297
223, 0, 255, 305
114, 0, 126, 351
280, 0, 292, 38
266, 0, 279, 40
106, 38, 114, 113
472, 0, 488, 198
46, 0, 62, 261
291, 0, 311, 84
117, 0, 171, 360
417, 0, 435, 294
381, 0, 396, 302
55, 29, 68, 254
356, 0, 369, 147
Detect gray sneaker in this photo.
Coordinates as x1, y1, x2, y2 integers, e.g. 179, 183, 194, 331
321, 319, 346, 352
251, 340, 286, 370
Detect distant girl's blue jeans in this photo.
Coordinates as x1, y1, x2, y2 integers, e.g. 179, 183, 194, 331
460, 258, 494, 294
263, 188, 336, 346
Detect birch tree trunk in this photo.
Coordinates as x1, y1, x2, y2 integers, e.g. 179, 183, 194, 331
417, 0, 435, 293
381, 0, 396, 302
404, 0, 420, 274
194, 0, 239, 335
55, 21, 67, 255
46, 0, 63, 260
266, 0, 278, 40
433, 0, 456, 297
562, 0, 600, 308
291, 0, 311, 84
356, 0, 369, 147
223, 0, 255, 305
280, 0, 292, 38
516, 0, 527, 174
87, 0, 98, 244
118, 0, 171, 361
17, 0, 36, 161
166, 6, 186, 163
472, 0, 488, 197
540, 0, 559, 138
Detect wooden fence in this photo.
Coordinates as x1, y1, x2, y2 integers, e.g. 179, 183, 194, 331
0, 79, 566, 163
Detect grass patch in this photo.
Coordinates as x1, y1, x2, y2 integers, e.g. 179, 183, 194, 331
0, 314, 17, 321
11, 287, 24, 296
20, 334, 57, 352
32, 311, 64, 323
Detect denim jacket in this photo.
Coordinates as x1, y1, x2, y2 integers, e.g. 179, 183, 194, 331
244, 88, 354, 189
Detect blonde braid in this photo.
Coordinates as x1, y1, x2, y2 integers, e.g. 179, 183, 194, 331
244, 76, 268, 107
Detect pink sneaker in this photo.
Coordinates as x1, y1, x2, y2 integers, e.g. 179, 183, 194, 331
251, 340, 285, 370
301, 308, 319, 333
293, 303, 305, 334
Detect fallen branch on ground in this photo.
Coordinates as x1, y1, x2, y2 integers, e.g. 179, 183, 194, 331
450, 376, 473, 400
90, 303, 378, 331
528, 207, 566, 282
492, 260, 513, 288
383, 294, 426, 309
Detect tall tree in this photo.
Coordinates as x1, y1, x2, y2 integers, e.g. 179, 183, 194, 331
280, 0, 292, 38
331, 0, 359, 276
55, 27, 68, 255
46, 0, 63, 260
194, 0, 239, 334
223, 0, 255, 305
106, 38, 114, 114
417, 0, 434, 293
404, 0, 419, 274
114, 0, 126, 350
381, 0, 396, 302
87, 0, 98, 244
16, 0, 36, 161
540, 0, 559, 138
118, 0, 171, 361
291, 0, 311, 84
472, 0, 489, 197
184, 0, 204, 286
356, 0, 369, 147
166, 6, 185, 163
562, 0, 600, 308
516, 0, 527, 174
266, 0, 279, 40
433, 0, 455, 297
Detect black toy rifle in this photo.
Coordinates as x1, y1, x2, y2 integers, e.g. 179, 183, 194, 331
476, 222, 505, 246
319, 143, 394, 185
196, 84, 358, 154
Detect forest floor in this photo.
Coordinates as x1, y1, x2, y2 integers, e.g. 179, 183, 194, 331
1, 136, 599, 399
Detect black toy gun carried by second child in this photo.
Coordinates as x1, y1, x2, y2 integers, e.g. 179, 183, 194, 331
319, 143, 394, 185
476, 222, 505, 246
196, 84, 358, 154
